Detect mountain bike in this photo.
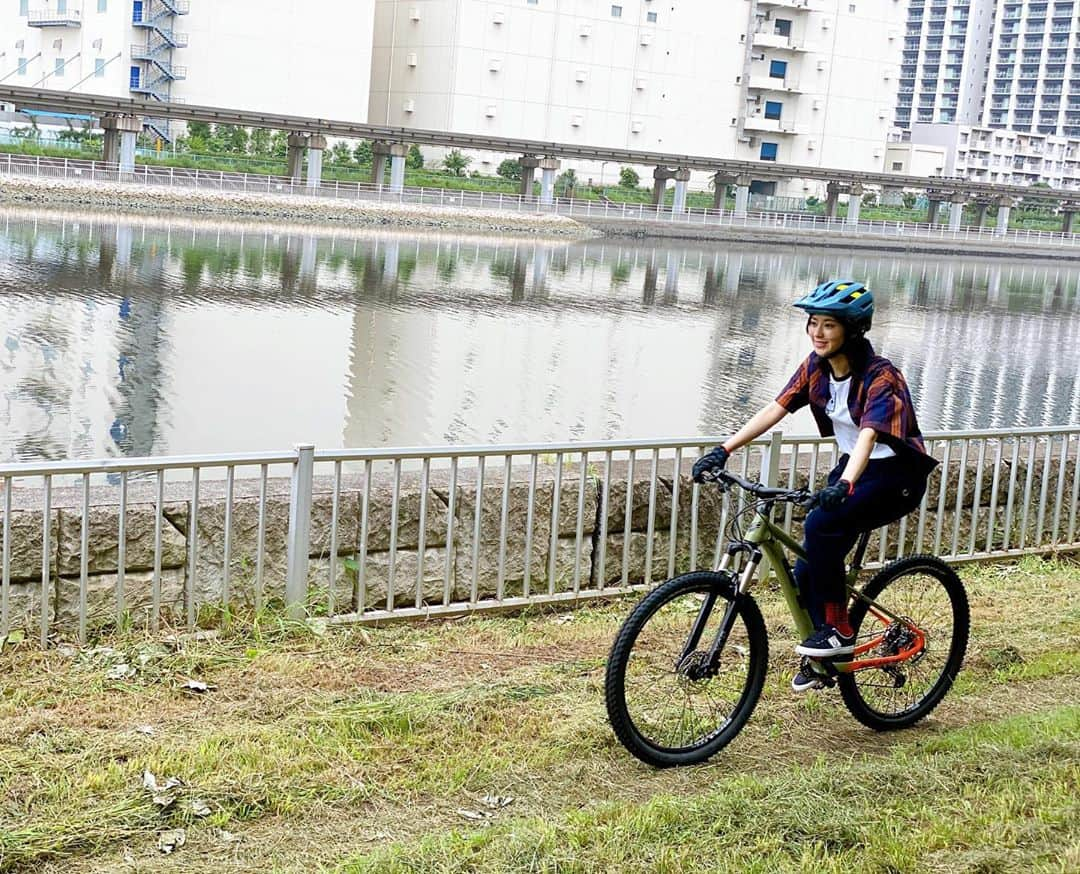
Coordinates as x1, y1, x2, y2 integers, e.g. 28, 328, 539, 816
604, 467, 970, 768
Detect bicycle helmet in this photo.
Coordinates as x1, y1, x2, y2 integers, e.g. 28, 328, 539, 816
792, 279, 874, 335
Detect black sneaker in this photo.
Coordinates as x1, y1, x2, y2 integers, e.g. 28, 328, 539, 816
795, 624, 855, 658
791, 668, 826, 693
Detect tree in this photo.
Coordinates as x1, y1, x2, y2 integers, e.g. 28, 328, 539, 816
270, 130, 289, 159
249, 127, 271, 156
901, 192, 918, 210
443, 148, 471, 176
497, 158, 522, 181
618, 166, 639, 188
406, 144, 424, 169
555, 168, 577, 197
330, 141, 353, 165
353, 139, 373, 165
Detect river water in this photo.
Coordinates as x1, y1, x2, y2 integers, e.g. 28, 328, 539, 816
0, 207, 1078, 462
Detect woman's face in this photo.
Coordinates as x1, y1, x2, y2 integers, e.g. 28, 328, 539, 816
807, 314, 846, 358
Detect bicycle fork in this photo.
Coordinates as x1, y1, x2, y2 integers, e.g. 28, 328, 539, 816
676, 549, 762, 677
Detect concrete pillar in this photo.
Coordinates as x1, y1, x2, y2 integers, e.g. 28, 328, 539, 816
101, 115, 142, 174
371, 141, 390, 187
306, 134, 327, 190
926, 198, 941, 225
948, 195, 965, 231
713, 173, 732, 210
652, 167, 675, 205
845, 183, 863, 227
974, 202, 990, 227
671, 169, 691, 215
520, 155, 539, 197
287, 133, 308, 183
539, 157, 560, 205
733, 174, 752, 217
389, 143, 408, 194
1063, 210, 1077, 235
825, 182, 841, 219
995, 197, 1013, 237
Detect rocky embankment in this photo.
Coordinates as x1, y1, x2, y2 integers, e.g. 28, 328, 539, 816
0, 174, 596, 237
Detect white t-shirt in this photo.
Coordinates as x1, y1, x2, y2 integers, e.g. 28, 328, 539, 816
827, 375, 896, 459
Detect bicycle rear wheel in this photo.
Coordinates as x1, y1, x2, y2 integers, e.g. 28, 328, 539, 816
604, 572, 768, 768
838, 555, 969, 731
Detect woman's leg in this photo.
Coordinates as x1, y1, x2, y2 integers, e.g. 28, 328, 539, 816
799, 458, 928, 638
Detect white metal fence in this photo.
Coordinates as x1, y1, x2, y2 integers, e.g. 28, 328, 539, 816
5, 151, 1080, 250
1, 427, 1076, 645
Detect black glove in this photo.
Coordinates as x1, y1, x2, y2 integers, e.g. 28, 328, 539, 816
814, 479, 853, 511
692, 445, 730, 483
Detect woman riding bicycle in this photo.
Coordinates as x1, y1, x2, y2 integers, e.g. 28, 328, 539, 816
692, 279, 938, 693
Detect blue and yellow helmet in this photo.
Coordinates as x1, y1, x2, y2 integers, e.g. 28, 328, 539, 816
793, 279, 873, 334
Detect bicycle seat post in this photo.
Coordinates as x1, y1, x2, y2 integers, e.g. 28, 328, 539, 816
849, 531, 872, 573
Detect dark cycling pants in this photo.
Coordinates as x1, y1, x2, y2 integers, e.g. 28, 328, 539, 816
794, 455, 929, 627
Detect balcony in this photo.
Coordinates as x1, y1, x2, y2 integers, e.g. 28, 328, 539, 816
27, 4, 81, 26
748, 75, 802, 93
743, 114, 802, 134
756, 0, 811, 9
751, 30, 808, 51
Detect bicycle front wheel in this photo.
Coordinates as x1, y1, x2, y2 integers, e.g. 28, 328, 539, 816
839, 555, 969, 731
604, 572, 768, 768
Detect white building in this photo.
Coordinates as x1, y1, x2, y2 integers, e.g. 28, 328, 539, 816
0, 0, 376, 139
896, 0, 1080, 140
369, 0, 907, 193
894, 0, 996, 130
903, 120, 1080, 189
982, 0, 1080, 137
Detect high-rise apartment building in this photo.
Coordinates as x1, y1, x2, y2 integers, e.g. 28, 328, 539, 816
370, 0, 906, 189
983, 0, 1080, 136
894, 0, 995, 129
0, 1, 377, 138
896, 0, 1080, 138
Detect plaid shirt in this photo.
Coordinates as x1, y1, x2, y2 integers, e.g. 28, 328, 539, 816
775, 339, 937, 473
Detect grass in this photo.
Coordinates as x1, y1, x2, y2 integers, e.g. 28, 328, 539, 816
0, 554, 1077, 872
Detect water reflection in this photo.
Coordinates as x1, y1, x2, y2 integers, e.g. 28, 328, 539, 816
0, 207, 1078, 462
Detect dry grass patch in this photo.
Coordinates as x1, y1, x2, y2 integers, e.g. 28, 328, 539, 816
1, 554, 1076, 872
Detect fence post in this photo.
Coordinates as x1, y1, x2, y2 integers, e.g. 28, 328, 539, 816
285, 443, 315, 617
763, 430, 783, 489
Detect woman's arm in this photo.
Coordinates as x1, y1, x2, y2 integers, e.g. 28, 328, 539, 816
839, 427, 879, 485
720, 402, 789, 453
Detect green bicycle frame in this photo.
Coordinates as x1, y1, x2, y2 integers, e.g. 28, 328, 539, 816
719, 505, 907, 674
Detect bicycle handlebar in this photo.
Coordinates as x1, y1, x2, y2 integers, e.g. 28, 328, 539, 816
700, 468, 816, 507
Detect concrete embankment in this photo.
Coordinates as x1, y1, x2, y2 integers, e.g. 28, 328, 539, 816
580, 216, 1080, 260
0, 175, 597, 238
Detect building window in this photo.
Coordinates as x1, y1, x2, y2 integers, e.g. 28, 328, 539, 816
769, 59, 787, 78
17, 57, 28, 76
760, 141, 779, 161
892, 161, 904, 171
95, 58, 106, 76
57, 0, 67, 12
611, 4, 622, 16
764, 100, 782, 119
19, 0, 28, 13
526, 0, 538, 4
54, 58, 65, 77
98, 0, 107, 10
848, 3, 856, 11
647, 11, 657, 22
774, 18, 792, 36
